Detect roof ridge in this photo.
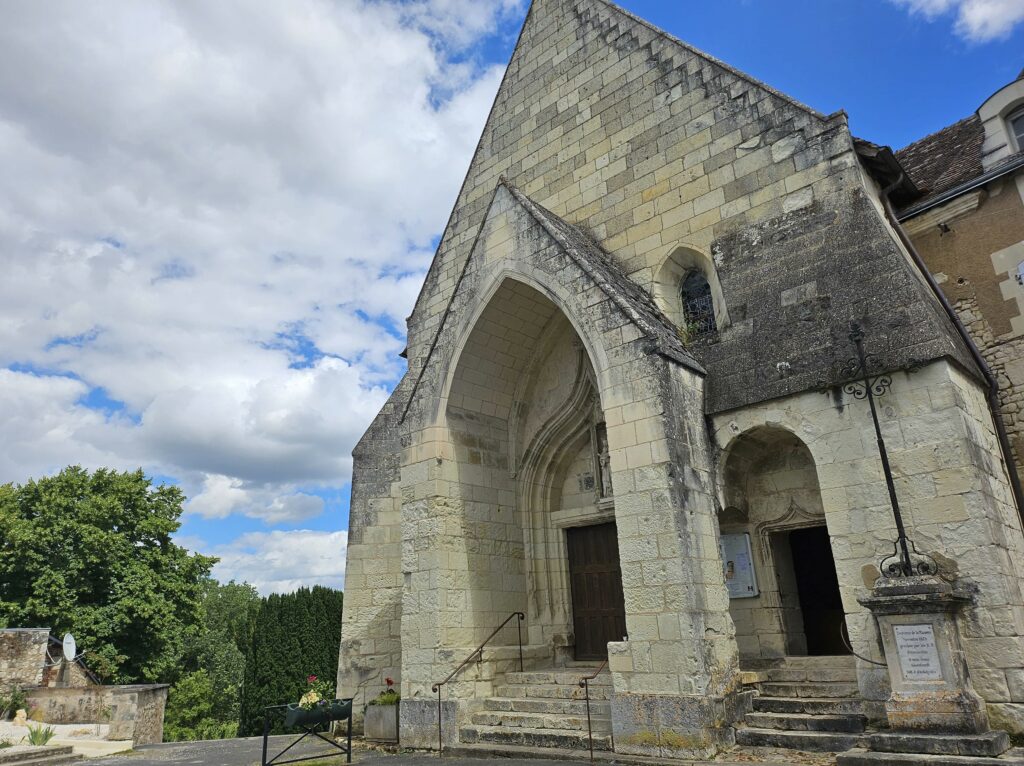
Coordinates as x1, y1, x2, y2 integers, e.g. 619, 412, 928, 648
501, 178, 704, 373
582, 0, 829, 122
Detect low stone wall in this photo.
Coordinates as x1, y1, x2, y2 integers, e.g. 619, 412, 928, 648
25, 684, 169, 745
0, 629, 48, 691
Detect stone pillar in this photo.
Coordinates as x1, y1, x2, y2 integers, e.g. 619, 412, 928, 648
859, 575, 987, 733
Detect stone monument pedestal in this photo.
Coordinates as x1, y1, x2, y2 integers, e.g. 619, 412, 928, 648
858, 575, 987, 734
836, 574, 1023, 765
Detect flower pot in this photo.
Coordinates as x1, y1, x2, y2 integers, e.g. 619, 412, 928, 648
284, 698, 352, 729
364, 702, 399, 743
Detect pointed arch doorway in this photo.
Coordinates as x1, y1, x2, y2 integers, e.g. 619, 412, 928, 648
440, 276, 628, 663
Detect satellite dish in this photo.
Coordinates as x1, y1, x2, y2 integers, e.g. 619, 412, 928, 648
62, 633, 77, 662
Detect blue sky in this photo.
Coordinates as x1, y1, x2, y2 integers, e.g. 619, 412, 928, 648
0, 0, 1021, 593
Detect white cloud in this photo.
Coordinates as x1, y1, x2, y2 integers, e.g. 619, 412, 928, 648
186, 475, 325, 524
0, 0, 518, 527
206, 529, 349, 595
892, 0, 1024, 41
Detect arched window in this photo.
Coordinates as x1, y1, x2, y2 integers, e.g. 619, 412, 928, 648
681, 270, 717, 337
1010, 106, 1024, 151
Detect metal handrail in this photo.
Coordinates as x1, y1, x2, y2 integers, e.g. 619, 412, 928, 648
431, 611, 525, 755
578, 659, 609, 761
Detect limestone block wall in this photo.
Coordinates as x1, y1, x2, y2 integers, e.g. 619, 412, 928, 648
0, 628, 48, 692
711, 359, 1024, 731
24, 684, 168, 744
341, 0, 982, 747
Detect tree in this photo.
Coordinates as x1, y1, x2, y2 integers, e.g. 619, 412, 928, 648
0, 466, 216, 684
163, 670, 238, 742
238, 586, 344, 736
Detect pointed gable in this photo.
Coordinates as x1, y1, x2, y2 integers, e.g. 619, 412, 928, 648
401, 0, 977, 416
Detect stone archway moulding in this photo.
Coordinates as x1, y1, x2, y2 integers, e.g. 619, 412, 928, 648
432, 263, 614, 429
653, 242, 731, 332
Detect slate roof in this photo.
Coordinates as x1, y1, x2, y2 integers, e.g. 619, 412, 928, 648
894, 114, 985, 209
502, 180, 703, 373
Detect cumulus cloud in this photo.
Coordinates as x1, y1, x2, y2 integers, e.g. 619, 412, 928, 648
892, 0, 1024, 41
206, 529, 349, 595
0, 0, 519, 526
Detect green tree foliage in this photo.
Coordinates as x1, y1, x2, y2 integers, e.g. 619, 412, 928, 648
162, 670, 238, 742
0, 466, 216, 683
167, 579, 260, 733
238, 586, 344, 736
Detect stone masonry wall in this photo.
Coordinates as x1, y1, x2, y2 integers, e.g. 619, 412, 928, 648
341, 0, 983, 743
24, 684, 168, 744
0, 629, 48, 692
711, 358, 1024, 732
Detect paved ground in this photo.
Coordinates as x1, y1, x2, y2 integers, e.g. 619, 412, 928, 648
86, 740, 567, 766
83, 740, 840, 766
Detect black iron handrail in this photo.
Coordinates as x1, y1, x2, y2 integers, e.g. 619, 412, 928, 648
578, 660, 610, 761
431, 611, 525, 755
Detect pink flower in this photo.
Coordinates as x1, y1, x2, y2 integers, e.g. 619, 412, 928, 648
308, 675, 317, 683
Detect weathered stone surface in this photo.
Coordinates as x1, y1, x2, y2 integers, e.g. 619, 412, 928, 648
337, 0, 1024, 756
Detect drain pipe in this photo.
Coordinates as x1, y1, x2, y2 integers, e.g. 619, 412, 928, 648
879, 177, 1024, 528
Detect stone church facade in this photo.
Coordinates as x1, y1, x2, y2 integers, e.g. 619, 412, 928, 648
338, 0, 1024, 757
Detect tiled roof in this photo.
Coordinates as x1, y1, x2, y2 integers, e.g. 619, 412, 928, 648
894, 114, 985, 208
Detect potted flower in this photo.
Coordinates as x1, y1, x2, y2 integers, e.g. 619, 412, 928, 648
364, 677, 399, 743
284, 675, 352, 728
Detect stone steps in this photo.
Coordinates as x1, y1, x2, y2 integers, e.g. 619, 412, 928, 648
503, 670, 611, 687
735, 727, 868, 752
866, 731, 1010, 758
753, 696, 866, 715
764, 667, 858, 683
755, 681, 860, 698
460, 724, 612, 751
744, 711, 866, 733
461, 666, 613, 752
837, 749, 1024, 766
470, 710, 611, 731
495, 683, 610, 700
0, 747, 82, 766
739, 657, 867, 755
483, 696, 603, 715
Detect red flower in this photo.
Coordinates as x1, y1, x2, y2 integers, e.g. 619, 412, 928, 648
308, 675, 317, 683
385, 677, 394, 687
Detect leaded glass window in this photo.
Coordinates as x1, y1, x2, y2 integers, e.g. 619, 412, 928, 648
681, 271, 716, 337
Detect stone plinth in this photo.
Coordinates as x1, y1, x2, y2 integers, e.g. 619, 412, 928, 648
859, 575, 988, 734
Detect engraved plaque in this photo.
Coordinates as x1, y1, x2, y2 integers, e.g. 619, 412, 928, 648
894, 624, 943, 681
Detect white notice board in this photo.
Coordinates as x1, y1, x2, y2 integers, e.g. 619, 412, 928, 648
720, 532, 759, 599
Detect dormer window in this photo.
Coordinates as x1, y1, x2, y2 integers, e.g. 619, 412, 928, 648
1010, 107, 1024, 151
681, 271, 717, 338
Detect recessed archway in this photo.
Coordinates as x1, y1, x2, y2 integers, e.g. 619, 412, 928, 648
717, 425, 848, 659
440, 277, 624, 662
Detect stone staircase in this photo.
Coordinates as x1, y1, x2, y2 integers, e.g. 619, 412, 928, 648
736, 655, 870, 753
0, 746, 83, 766
459, 667, 612, 751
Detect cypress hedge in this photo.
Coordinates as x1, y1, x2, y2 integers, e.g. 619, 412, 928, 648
239, 585, 344, 735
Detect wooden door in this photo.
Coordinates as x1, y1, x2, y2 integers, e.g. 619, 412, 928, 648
567, 522, 627, 660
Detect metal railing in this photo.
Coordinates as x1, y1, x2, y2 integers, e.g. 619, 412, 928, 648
578, 659, 610, 761
431, 611, 525, 755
